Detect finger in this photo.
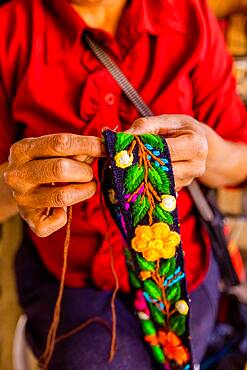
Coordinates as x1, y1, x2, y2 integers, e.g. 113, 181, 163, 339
166, 135, 208, 162
9, 134, 106, 165
14, 182, 97, 208
125, 115, 201, 136
125, 115, 186, 135
172, 161, 206, 188
19, 207, 68, 237
6, 158, 94, 192
71, 155, 96, 165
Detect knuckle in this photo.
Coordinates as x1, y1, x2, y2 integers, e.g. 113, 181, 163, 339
82, 164, 93, 181
13, 192, 26, 206
54, 158, 70, 179
9, 142, 21, 158
53, 133, 70, 153
199, 138, 208, 158
54, 189, 71, 207
3, 168, 17, 187
85, 182, 97, 198
190, 134, 202, 156
185, 178, 193, 187
33, 223, 46, 238
192, 134, 208, 159
133, 117, 148, 129
196, 162, 206, 177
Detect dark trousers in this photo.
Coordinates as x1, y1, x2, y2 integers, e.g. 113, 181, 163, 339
15, 240, 220, 369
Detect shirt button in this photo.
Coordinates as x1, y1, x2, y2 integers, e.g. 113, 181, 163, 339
105, 93, 116, 106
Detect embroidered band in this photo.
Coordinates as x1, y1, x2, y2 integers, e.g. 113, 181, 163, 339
100, 130, 193, 370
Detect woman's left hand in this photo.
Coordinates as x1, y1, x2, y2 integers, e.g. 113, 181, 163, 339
126, 114, 208, 191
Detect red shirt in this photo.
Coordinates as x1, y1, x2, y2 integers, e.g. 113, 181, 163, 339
1, 0, 247, 292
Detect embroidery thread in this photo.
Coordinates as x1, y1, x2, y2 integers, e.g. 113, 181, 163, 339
101, 130, 193, 369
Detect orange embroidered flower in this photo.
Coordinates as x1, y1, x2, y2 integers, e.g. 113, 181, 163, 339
158, 331, 189, 365
131, 223, 180, 262
144, 334, 159, 346
140, 270, 152, 281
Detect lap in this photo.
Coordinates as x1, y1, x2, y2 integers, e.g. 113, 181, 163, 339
15, 239, 220, 369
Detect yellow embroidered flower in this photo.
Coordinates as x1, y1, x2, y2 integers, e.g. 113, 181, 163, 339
160, 195, 176, 212
175, 300, 189, 315
131, 223, 180, 262
114, 150, 134, 168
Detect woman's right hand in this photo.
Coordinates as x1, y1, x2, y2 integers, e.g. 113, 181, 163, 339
4, 133, 105, 237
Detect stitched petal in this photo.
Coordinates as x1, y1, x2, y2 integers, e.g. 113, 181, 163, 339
151, 223, 170, 239
131, 236, 148, 252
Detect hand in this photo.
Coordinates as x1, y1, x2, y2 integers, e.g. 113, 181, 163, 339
126, 114, 208, 191
4, 133, 105, 237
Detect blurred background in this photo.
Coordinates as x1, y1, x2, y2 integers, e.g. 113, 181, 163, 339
0, 1, 247, 369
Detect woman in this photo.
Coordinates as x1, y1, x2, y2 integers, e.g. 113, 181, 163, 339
0, 0, 247, 369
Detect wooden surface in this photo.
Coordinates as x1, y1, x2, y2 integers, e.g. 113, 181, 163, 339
0, 216, 22, 370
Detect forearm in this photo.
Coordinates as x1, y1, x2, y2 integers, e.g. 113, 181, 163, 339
200, 125, 247, 188
208, 0, 247, 17
0, 162, 18, 222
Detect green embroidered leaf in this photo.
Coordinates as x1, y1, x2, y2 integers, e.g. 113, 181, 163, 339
153, 204, 173, 225
140, 134, 164, 151
144, 279, 162, 300
133, 195, 150, 227
141, 319, 156, 335
170, 315, 186, 336
166, 283, 181, 303
148, 166, 170, 194
151, 345, 165, 363
115, 133, 134, 151
159, 258, 176, 277
149, 304, 165, 325
136, 254, 156, 271
124, 164, 145, 194
129, 270, 141, 288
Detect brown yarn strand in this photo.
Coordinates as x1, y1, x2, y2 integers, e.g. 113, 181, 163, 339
100, 163, 120, 363
39, 206, 73, 370
107, 228, 120, 362
38, 163, 120, 369
55, 317, 112, 345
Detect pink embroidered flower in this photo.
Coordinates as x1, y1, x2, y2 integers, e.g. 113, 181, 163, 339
134, 289, 150, 316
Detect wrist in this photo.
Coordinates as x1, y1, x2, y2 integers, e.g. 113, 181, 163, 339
201, 125, 247, 187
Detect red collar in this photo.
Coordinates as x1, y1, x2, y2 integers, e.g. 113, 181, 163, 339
43, 0, 185, 64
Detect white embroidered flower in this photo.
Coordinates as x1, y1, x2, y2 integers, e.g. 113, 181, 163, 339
114, 150, 134, 168
175, 300, 189, 315
137, 311, 150, 321
160, 195, 176, 212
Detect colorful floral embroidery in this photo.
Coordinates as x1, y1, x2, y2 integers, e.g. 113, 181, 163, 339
132, 224, 180, 261
101, 131, 193, 369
